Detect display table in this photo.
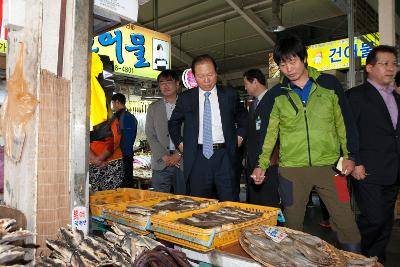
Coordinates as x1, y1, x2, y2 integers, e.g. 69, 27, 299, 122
175, 243, 261, 267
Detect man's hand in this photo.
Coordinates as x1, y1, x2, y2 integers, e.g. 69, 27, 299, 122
161, 155, 172, 166
351, 165, 367, 180
237, 136, 244, 147
341, 159, 355, 176
251, 167, 266, 185
169, 153, 181, 168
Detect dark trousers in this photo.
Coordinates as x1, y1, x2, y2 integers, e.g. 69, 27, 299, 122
352, 181, 399, 263
246, 165, 280, 207
189, 148, 235, 201
152, 166, 186, 195
122, 155, 134, 188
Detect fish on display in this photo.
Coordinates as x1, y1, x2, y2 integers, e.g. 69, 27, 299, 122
240, 226, 381, 267
176, 207, 263, 229
37, 223, 167, 267
152, 198, 211, 212
0, 218, 35, 266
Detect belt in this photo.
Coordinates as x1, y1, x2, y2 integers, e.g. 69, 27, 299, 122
198, 143, 226, 150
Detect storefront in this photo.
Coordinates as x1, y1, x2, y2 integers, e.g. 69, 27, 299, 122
91, 24, 172, 188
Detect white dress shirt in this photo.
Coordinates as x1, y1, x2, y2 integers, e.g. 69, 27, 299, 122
198, 86, 225, 144
165, 99, 176, 150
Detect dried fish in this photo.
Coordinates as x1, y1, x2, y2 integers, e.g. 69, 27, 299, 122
36, 256, 67, 267
0, 246, 25, 265
346, 256, 378, 267
241, 227, 336, 267
0, 219, 17, 234
0, 229, 35, 244
177, 207, 262, 229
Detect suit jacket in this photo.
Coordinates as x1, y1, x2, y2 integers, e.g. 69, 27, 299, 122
168, 86, 248, 179
145, 99, 182, 170
347, 81, 400, 185
246, 92, 272, 171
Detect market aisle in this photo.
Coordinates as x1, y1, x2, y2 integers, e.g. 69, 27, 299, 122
304, 194, 400, 267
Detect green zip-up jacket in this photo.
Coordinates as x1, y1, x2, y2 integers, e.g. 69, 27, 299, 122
259, 67, 353, 169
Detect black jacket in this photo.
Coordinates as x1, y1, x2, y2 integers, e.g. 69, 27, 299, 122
347, 82, 400, 185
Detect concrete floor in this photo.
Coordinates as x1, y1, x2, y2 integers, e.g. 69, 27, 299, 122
304, 194, 400, 267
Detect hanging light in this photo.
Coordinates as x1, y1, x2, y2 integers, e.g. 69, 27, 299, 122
266, 0, 286, 32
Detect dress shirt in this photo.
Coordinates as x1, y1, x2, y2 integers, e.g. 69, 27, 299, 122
198, 86, 225, 144
256, 89, 268, 105
165, 98, 176, 150
368, 79, 398, 129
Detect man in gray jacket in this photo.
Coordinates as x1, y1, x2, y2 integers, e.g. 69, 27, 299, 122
145, 70, 186, 194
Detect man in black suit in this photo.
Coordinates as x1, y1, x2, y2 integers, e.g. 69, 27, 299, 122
168, 54, 248, 201
243, 69, 280, 207
347, 45, 400, 264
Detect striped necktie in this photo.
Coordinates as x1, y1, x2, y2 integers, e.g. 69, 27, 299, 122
203, 92, 213, 159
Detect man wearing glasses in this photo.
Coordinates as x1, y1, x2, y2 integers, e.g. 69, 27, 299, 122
146, 70, 186, 194
347, 45, 399, 264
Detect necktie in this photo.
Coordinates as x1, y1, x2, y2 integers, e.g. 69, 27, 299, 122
252, 98, 259, 113
203, 92, 213, 159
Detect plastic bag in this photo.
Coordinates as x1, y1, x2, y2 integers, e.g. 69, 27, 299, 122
0, 42, 38, 162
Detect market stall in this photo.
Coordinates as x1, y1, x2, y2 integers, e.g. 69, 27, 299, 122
85, 189, 381, 267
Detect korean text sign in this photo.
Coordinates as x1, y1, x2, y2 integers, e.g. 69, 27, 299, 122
92, 24, 171, 80
307, 33, 379, 71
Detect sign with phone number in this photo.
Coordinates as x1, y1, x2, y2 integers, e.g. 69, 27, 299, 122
92, 24, 171, 80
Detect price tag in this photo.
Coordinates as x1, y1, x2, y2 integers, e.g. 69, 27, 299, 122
264, 226, 287, 243
72, 206, 89, 235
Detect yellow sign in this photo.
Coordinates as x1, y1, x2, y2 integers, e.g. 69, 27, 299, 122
0, 39, 7, 53
92, 24, 171, 80
307, 33, 379, 71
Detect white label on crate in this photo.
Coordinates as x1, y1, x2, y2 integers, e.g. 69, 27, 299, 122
264, 226, 287, 243
72, 206, 89, 235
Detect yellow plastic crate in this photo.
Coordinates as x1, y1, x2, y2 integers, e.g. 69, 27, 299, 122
151, 201, 279, 252
100, 195, 218, 234
89, 188, 171, 216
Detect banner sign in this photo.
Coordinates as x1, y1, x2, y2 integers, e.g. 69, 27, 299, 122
93, 24, 171, 80
268, 33, 379, 78
307, 33, 379, 71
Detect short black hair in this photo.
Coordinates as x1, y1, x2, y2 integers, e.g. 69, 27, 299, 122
365, 45, 397, 66
243, 69, 266, 86
395, 71, 400, 87
191, 54, 217, 76
273, 35, 307, 65
111, 93, 126, 105
157, 69, 179, 83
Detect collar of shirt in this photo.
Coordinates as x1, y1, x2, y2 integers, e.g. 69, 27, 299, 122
257, 89, 268, 102
164, 97, 177, 106
291, 79, 312, 105
367, 79, 395, 94
199, 86, 217, 97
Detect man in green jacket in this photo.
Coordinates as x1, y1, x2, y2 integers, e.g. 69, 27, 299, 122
252, 35, 361, 252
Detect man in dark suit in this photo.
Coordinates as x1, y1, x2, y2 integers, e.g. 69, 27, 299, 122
347, 45, 400, 264
168, 54, 248, 201
243, 69, 280, 207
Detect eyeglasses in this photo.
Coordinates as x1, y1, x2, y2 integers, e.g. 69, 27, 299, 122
159, 80, 175, 86
374, 61, 398, 68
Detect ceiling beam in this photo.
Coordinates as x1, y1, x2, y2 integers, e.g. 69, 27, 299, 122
171, 45, 193, 66
163, 1, 273, 36
224, 0, 275, 45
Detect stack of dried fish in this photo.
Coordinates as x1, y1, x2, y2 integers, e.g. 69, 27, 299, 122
126, 197, 212, 215
177, 207, 263, 229
0, 218, 35, 266
241, 226, 380, 267
35, 223, 164, 267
